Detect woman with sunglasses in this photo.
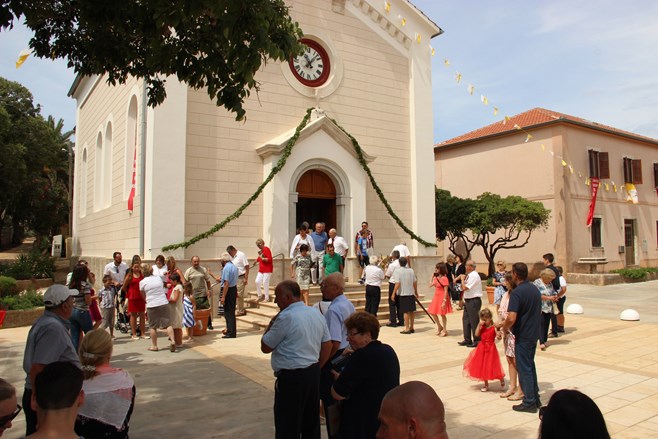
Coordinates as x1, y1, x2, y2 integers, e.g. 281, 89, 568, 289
330, 311, 400, 438
0, 378, 20, 437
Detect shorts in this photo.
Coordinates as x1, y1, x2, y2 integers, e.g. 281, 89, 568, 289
147, 304, 171, 329
556, 296, 566, 314
359, 254, 370, 268
399, 295, 416, 313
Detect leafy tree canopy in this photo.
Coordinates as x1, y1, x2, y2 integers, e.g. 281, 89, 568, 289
436, 189, 551, 276
1, 0, 304, 120
0, 77, 70, 249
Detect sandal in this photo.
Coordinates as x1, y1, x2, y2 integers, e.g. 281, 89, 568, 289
508, 393, 524, 401
440, 331, 448, 337
500, 389, 515, 398
169, 343, 176, 353
480, 386, 489, 392
148, 346, 159, 352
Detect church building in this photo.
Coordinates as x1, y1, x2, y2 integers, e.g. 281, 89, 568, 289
69, 0, 441, 277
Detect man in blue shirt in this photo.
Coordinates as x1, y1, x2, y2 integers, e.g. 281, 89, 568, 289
220, 252, 239, 338
311, 222, 328, 285
261, 280, 331, 439
497, 262, 542, 413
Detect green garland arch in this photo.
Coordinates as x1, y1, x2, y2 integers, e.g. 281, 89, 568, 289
162, 108, 436, 251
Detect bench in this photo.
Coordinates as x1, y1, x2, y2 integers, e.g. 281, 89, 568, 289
577, 257, 608, 274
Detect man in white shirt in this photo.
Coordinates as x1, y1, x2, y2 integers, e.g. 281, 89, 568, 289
390, 242, 411, 267
457, 260, 483, 348
385, 251, 402, 327
227, 245, 249, 316
103, 251, 128, 289
327, 229, 349, 268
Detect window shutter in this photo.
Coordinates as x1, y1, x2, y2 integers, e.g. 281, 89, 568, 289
599, 152, 610, 179
623, 158, 631, 183
588, 150, 596, 177
653, 163, 658, 189
632, 159, 642, 184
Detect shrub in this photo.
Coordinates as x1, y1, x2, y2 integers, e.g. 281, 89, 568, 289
611, 267, 658, 280
0, 252, 55, 280
0, 276, 18, 297
0, 289, 44, 310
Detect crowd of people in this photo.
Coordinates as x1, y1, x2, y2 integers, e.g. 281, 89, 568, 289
1, 213, 612, 439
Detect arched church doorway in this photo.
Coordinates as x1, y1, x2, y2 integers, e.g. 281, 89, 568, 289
295, 169, 336, 230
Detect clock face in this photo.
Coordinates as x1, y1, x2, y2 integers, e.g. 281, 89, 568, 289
289, 39, 331, 87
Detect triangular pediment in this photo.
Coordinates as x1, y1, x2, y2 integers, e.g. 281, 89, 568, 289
256, 111, 375, 163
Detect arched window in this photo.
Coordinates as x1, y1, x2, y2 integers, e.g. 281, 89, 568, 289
94, 132, 103, 211
80, 148, 88, 217
124, 96, 138, 200
104, 121, 113, 208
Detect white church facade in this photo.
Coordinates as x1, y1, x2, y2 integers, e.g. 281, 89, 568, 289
69, 0, 441, 278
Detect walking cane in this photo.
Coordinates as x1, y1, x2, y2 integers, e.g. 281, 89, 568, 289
415, 296, 435, 324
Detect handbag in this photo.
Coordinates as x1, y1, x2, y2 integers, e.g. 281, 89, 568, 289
449, 284, 461, 301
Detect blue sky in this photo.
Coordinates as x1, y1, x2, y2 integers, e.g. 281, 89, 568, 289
1, 1, 658, 144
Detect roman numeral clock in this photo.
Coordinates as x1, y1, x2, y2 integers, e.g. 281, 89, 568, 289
289, 38, 331, 87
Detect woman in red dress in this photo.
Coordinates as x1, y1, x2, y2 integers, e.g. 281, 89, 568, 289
463, 308, 505, 392
122, 263, 146, 340
428, 262, 452, 336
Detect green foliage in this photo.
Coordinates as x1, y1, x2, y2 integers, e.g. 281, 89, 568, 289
163, 109, 436, 251
1, 0, 303, 121
0, 252, 55, 280
0, 289, 44, 310
0, 276, 18, 297
0, 78, 71, 247
611, 267, 658, 280
435, 189, 551, 276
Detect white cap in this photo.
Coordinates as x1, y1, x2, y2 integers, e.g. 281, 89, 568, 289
44, 284, 78, 307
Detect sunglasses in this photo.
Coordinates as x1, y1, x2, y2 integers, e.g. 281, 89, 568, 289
0, 405, 21, 427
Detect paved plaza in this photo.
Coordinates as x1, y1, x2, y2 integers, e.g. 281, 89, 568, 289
1, 280, 658, 438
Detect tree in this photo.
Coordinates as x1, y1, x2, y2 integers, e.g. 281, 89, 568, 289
435, 189, 551, 276
435, 188, 477, 260
1, 0, 304, 121
0, 77, 69, 249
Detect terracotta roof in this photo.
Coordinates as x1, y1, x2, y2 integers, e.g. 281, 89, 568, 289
435, 107, 658, 149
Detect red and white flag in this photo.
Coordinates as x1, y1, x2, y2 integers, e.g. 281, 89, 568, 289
127, 147, 136, 212
586, 177, 600, 226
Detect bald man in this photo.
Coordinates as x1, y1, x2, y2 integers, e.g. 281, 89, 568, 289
376, 381, 448, 439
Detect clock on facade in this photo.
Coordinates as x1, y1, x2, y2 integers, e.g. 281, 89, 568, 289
289, 38, 331, 87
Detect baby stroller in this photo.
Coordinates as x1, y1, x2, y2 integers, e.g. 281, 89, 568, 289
114, 287, 130, 334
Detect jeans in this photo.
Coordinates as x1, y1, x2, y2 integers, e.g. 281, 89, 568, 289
515, 340, 540, 407
462, 297, 482, 344
69, 307, 93, 351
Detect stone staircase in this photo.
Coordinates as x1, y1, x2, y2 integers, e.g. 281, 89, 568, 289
235, 282, 432, 330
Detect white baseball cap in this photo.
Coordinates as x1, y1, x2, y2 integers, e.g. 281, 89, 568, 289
44, 284, 78, 307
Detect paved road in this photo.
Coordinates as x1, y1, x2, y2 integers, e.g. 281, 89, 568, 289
566, 280, 658, 323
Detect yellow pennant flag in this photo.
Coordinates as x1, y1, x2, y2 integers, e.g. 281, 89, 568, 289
613, 182, 617, 192
455, 73, 462, 83
384, 1, 391, 13
578, 172, 582, 178
513, 124, 522, 130
568, 165, 574, 174
561, 159, 567, 166
503, 116, 510, 125
525, 134, 533, 143
604, 183, 609, 191
415, 33, 421, 43
467, 84, 474, 95
585, 178, 590, 186
444, 59, 450, 66
430, 45, 435, 56
16, 49, 31, 68
493, 107, 499, 116
481, 95, 488, 105
399, 15, 406, 26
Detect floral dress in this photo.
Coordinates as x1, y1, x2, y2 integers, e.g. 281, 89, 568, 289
292, 254, 313, 290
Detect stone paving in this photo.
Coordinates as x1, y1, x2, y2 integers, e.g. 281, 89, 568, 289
1, 280, 657, 438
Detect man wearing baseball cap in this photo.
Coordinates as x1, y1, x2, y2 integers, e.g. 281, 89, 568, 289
21, 285, 81, 436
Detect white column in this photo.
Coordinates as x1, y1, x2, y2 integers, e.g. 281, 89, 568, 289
144, 80, 188, 259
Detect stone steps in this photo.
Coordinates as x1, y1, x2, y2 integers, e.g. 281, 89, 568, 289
234, 282, 432, 330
